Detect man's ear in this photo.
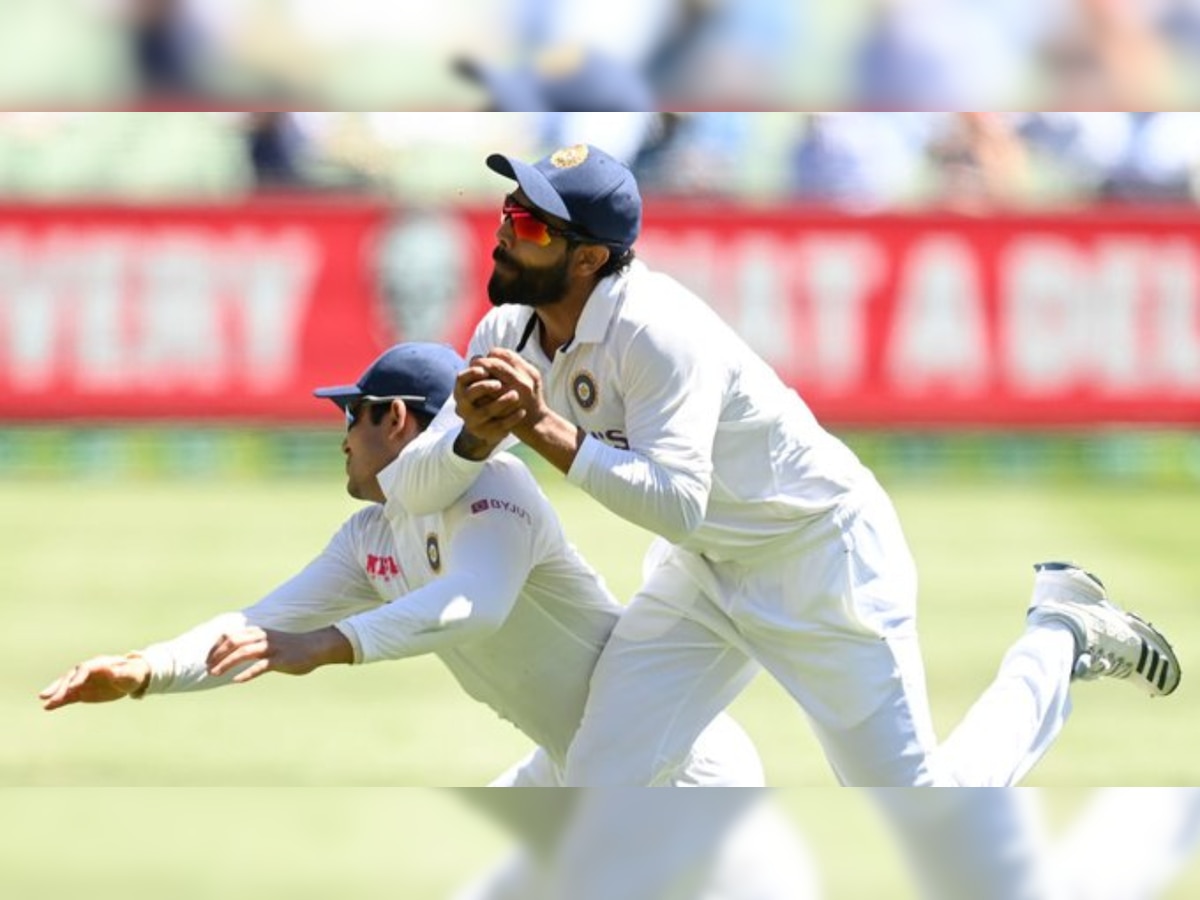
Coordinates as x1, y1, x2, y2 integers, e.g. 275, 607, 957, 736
386, 399, 411, 442
572, 243, 611, 279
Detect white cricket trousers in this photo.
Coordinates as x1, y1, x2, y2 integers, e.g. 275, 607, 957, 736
452, 790, 821, 900
563, 477, 1077, 787
489, 710, 765, 787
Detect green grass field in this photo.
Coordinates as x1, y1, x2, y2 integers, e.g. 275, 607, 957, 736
3, 463, 1199, 896
0, 788, 1196, 899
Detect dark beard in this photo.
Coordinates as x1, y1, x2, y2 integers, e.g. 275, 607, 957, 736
488, 248, 571, 308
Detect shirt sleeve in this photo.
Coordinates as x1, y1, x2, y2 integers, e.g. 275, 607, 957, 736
566, 317, 721, 543
377, 398, 496, 516
378, 317, 517, 516
138, 515, 380, 695
333, 487, 535, 663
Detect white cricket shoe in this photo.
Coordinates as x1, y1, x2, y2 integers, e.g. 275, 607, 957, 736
1027, 561, 1181, 697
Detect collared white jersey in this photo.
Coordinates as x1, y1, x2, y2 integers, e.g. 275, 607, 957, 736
137, 453, 621, 765
395, 260, 870, 562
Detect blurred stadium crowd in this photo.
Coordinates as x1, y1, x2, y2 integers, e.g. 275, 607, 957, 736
5, 0, 1200, 110
4, 110, 1200, 212
8, 0, 1200, 210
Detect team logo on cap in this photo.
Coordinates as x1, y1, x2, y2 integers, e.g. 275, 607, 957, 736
572, 370, 598, 410
425, 533, 442, 572
550, 145, 589, 169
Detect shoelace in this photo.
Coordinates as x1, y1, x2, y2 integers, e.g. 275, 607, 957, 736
1075, 652, 1133, 681
1085, 620, 1139, 680
1092, 651, 1133, 679
1089, 603, 1142, 663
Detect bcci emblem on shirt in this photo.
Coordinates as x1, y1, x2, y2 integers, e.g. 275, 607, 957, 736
572, 371, 598, 410
425, 533, 442, 572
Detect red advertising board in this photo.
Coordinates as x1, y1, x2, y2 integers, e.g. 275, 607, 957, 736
640, 206, 1200, 426
1, 199, 1198, 426
0, 200, 491, 422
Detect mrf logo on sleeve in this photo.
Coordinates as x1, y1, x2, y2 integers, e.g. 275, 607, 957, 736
365, 554, 402, 581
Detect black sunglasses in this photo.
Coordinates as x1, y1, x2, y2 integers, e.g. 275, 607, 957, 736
344, 394, 426, 430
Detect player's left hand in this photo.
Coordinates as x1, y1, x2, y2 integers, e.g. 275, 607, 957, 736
206, 626, 352, 684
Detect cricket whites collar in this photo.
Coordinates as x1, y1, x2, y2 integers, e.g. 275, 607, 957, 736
573, 258, 642, 348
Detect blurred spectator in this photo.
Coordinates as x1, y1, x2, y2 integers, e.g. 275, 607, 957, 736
1157, 0, 1200, 68
628, 113, 753, 196
924, 112, 1032, 212
506, 0, 799, 107
790, 112, 1037, 212
509, 0, 692, 76
239, 112, 312, 189
1017, 112, 1200, 204
648, 0, 806, 106
454, 45, 655, 113
13, 0, 1200, 111
1014, 111, 1134, 202
851, 0, 1035, 108
789, 113, 931, 210
90, 0, 271, 103
1035, 0, 1174, 108
850, 0, 1194, 109
1098, 112, 1200, 203
454, 47, 667, 175
125, 0, 199, 96
3, 109, 1200, 208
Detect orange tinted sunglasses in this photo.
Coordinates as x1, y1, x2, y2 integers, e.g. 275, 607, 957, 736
501, 196, 584, 247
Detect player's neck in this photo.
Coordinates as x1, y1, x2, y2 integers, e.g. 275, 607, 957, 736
534, 284, 589, 356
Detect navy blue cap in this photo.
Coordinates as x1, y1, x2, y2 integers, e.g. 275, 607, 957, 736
456, 46, 655, 114
313, 342, 464, 419
486, 143, 642, 252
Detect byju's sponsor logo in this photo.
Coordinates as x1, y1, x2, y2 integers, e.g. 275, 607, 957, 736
469, 498, 533, 526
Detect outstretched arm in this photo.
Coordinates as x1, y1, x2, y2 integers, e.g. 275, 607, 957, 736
38, 515, 379, 710
193, 482, 537, 679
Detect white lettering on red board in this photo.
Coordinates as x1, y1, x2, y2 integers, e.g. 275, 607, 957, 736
647, 226, 1200, 401
885, 235, 989, 394
0, 227, 316, 394
1002, 235, 1200, 395
795, 234, 881, 389
643, 231, 881, 391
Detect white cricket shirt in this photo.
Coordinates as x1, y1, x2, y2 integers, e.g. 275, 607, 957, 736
137, 453, 621, 765
395, 260, 871, 562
